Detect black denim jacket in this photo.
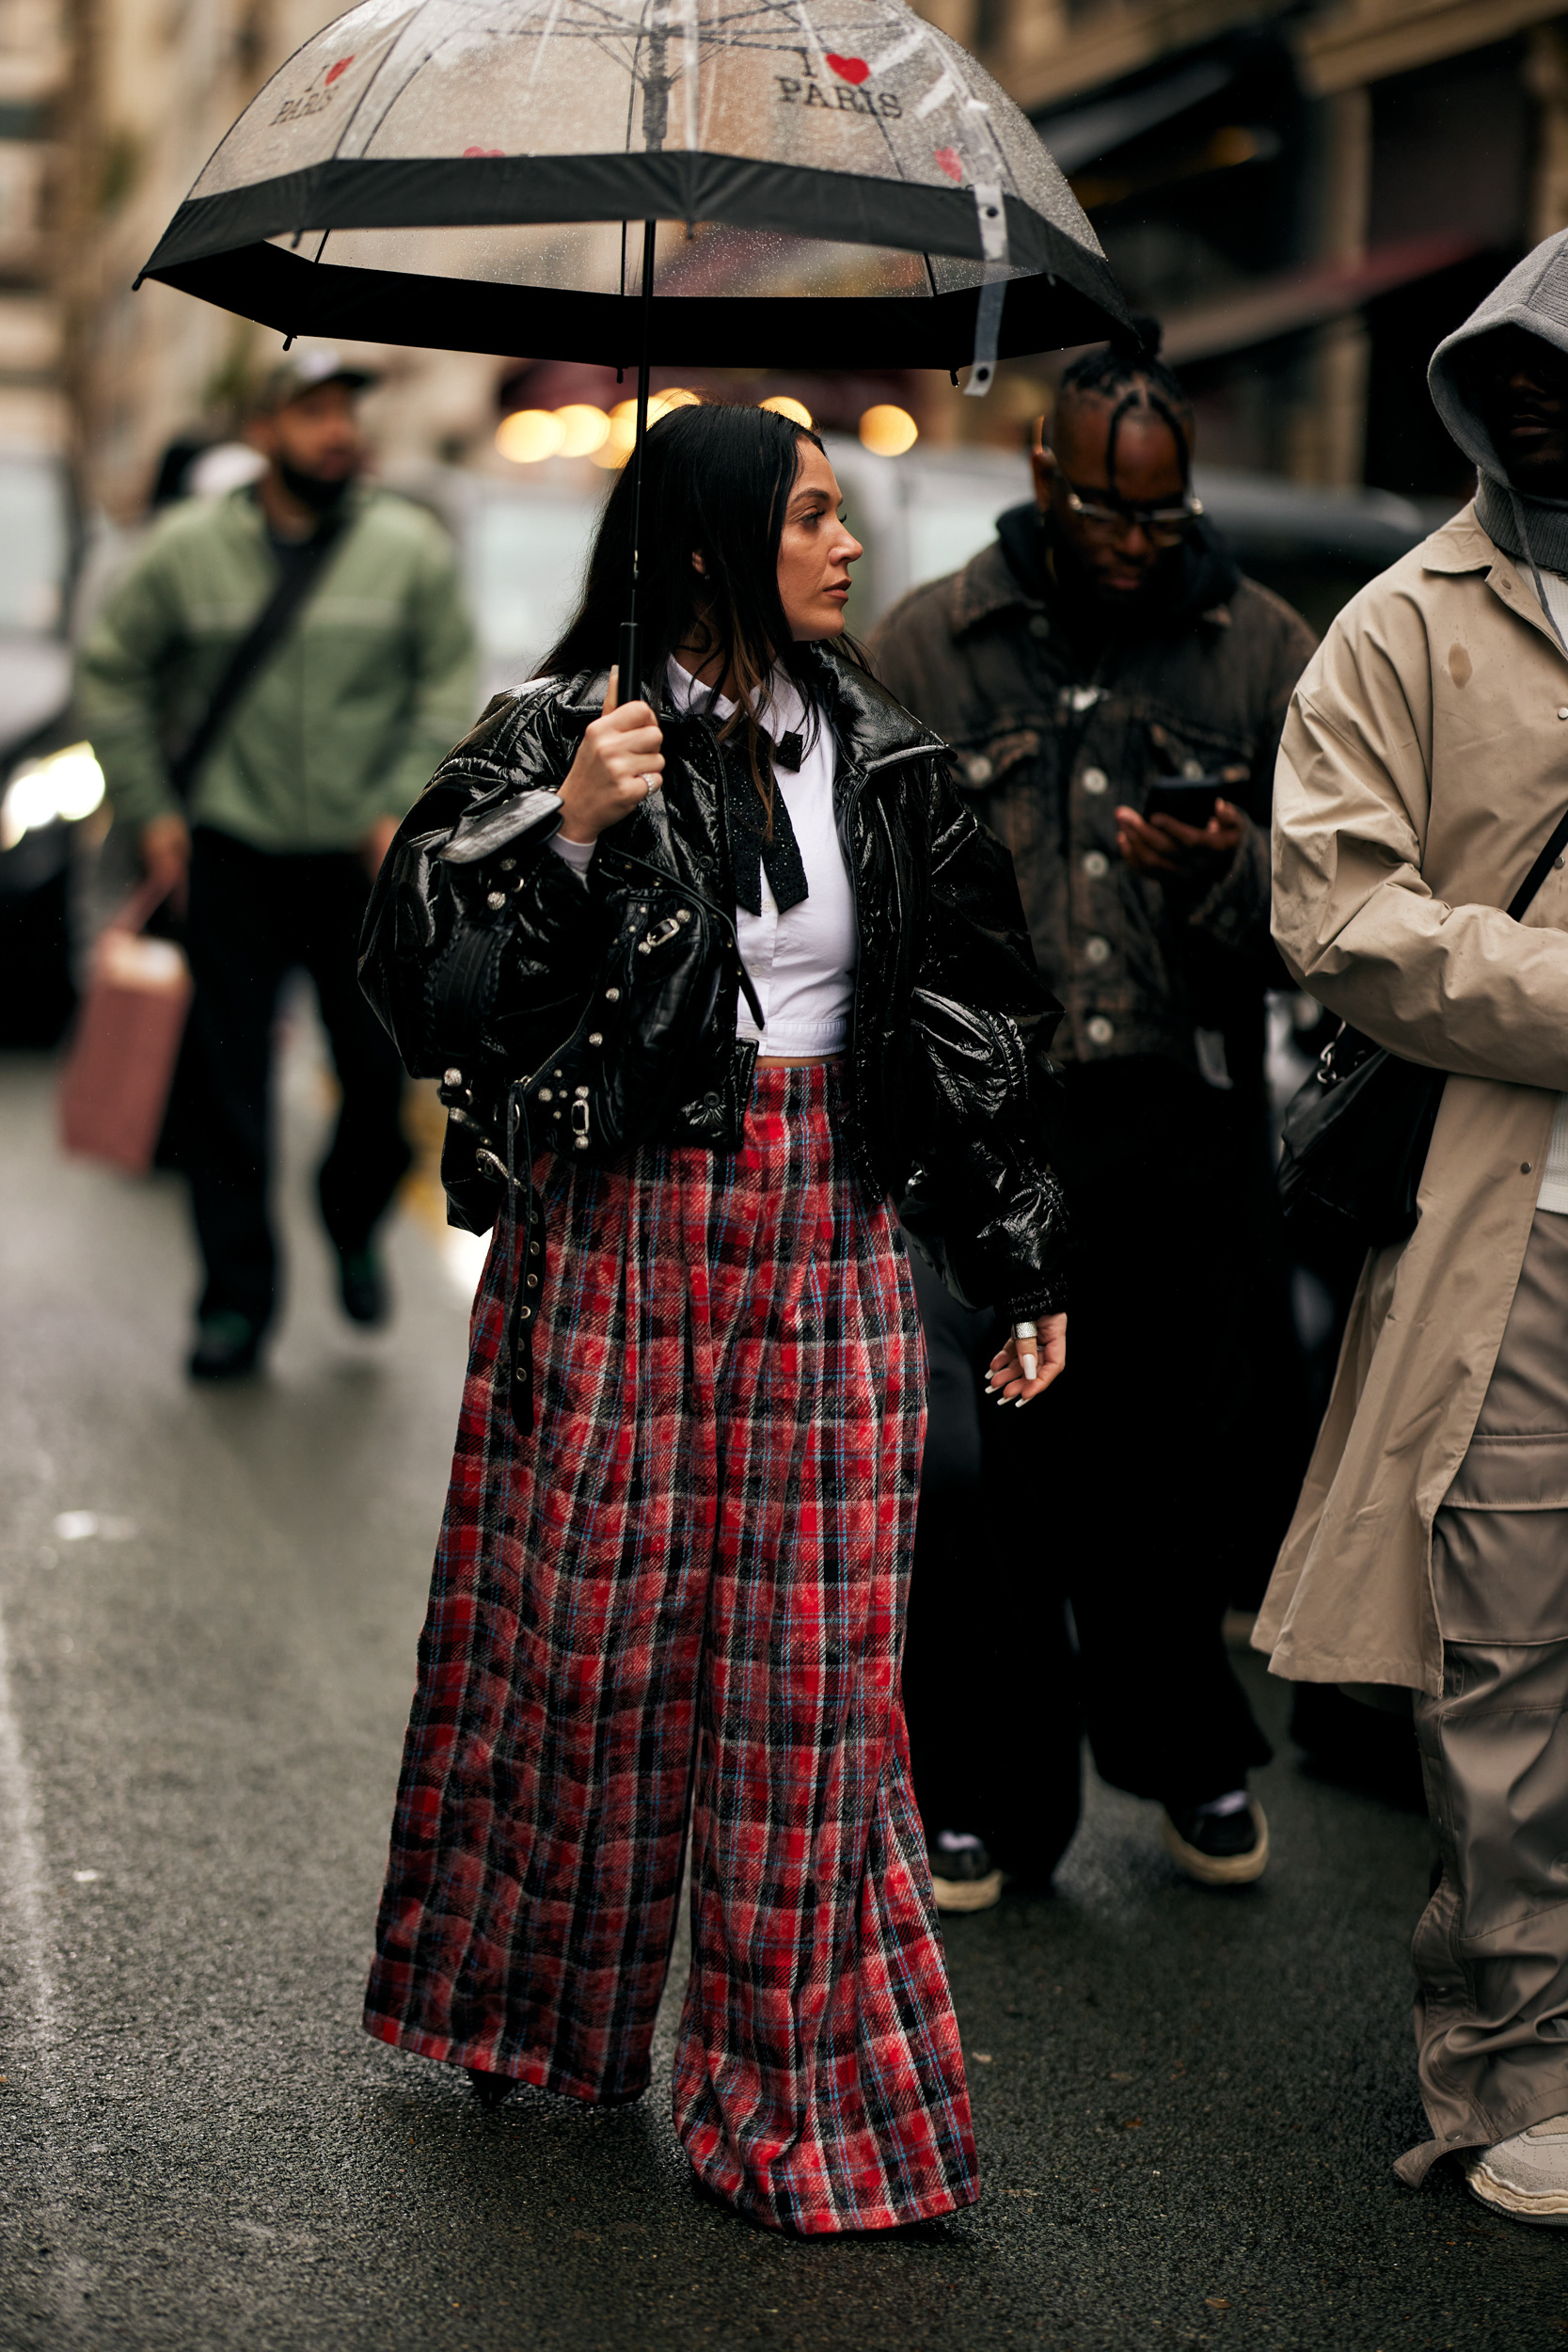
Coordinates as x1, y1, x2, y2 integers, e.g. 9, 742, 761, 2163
866, 508, 1317, 1080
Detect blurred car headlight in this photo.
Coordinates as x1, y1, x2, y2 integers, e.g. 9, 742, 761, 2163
0, 742, 105, 851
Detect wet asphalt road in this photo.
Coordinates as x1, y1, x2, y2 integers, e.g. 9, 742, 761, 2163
4, 1037, 1568, 2352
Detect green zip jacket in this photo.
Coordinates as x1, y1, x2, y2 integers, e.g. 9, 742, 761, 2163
76, 483, 479, 851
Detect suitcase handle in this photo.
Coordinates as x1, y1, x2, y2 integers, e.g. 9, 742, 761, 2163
105, 871, 180, 939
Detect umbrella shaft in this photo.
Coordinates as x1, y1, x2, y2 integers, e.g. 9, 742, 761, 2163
621, 217, 657, 704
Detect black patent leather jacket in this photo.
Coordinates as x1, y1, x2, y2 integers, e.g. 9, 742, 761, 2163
359, 649, 1069, 1321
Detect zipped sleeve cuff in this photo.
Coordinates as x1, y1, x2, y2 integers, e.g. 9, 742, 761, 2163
1003, 1284, 1068, 1323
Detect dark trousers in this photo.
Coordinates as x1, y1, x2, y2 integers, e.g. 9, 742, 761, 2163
901, 1057, 1275, 1873
183, 827, 411, 1329
901, 1251, 1084, 1883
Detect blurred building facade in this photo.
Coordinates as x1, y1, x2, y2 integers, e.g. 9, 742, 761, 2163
58, 0, 500, 516
0, 0, 69, 453
932, 0, 1568, 494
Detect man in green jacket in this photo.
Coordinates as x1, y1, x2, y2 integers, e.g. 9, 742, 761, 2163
78, 345, 479, 1378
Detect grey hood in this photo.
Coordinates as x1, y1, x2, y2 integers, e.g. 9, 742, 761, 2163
1428, 230, 1568, 574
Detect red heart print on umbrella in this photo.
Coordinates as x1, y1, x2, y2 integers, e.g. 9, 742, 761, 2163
463, 146, 505, 155
825, 53, 869, 85
325, 56, 354, 83
933, 147, 963, 181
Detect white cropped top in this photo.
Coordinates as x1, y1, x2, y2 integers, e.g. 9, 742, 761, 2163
549, 658, 858, 1058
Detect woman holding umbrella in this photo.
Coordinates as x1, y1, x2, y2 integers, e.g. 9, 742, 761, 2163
358, 399, 1068, 2234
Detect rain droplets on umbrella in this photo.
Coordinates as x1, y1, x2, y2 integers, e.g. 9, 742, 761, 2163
139, 0, 1128, 373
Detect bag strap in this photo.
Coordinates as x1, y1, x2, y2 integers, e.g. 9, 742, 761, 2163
1505, 487, 1568, 922
167, 506, 350, 801
108, 871, 179, 938
1508, 804, 1568, 923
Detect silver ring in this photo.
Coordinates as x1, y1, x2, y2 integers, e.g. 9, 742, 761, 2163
1013, 1320, 1038, 1341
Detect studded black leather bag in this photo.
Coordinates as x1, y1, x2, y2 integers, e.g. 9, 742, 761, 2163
432, 827, 766, 1438
436, 837, 764, 1224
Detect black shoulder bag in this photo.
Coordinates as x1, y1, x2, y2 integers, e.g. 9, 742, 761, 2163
166, 508, 349, 800
1278, 808, 1568, 1250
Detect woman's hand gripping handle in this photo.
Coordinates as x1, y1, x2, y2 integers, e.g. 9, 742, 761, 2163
986, 1315, 1068, 1406
558, 664, 664, 844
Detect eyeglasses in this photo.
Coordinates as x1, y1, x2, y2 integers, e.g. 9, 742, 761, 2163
1061, 479, 1203, 547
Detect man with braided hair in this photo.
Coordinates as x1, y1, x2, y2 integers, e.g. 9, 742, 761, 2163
868, 324, 1315, 1903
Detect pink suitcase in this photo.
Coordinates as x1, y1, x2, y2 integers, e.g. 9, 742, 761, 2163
58, 880, 193, 1177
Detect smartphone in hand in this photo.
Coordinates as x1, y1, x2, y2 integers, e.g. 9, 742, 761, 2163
1143, 777, 1223, 830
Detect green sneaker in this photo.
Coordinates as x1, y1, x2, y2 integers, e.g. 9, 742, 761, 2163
187, 1311, 261, 1382
337, 1243, 389, 1327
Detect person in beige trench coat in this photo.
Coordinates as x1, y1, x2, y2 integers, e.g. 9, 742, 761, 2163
1257, 233, 1568, 2226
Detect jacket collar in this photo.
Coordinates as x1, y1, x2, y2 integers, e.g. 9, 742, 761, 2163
945, 517, 1240, 642
1420, 501, 1504, 576
221, 476, 372, 543
948, 538, 1039, 638
817, 644, 946, 774
1421, 497, 1568, 665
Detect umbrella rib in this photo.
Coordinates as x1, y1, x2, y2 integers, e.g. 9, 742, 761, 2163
325, 0, 436, 164
354, 25, 478, 161
520, 0, 572, 103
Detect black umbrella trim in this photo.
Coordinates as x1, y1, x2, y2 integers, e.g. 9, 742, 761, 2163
142, 151, 1119, 291
146, 237, 1127, 366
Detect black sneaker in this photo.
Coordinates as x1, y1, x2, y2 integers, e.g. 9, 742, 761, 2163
927, 1830, 1005, 1914
1161, 1793, 1269, 1886
187, 1311, 262, 1383
337, 1243, 389, 1327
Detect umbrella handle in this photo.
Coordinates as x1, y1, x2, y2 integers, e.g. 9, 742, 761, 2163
618, 619, 641, 710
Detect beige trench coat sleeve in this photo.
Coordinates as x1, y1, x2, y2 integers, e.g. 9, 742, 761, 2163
1257, 513, 1568, 1693
1274, 618, 1568, 1089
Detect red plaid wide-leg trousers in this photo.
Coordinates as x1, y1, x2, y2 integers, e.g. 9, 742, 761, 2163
364, 1063, 977, 2233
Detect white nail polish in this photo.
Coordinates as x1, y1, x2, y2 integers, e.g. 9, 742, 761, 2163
1022, 1354, 1037, 1381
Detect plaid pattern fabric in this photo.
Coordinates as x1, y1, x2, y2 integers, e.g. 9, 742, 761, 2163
364, 1062, 977, 2234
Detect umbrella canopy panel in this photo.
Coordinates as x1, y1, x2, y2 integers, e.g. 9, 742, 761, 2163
142, 0, 1130, 366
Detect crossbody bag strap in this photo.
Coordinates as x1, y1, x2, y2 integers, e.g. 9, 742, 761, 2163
167, 505, 350, 801
1507, 805, 1568, 924
1506, 489, 1568, 923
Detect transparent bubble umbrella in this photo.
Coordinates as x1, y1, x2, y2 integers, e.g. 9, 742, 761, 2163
139, 0, 1131, 679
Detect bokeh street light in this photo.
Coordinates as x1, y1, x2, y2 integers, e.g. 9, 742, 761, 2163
0, 741, 105, 850
496, 408, 564, 464
761, 395, 813, 428
498, 388, 836, 472
554, 403, 610, 457
591, 388, 700, 468
858, 405, 918, 457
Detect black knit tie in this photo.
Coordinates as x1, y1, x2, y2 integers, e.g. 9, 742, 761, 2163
726, 733, 808, 915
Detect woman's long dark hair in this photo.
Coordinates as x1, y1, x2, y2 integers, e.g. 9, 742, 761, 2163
540, 402, 831, 832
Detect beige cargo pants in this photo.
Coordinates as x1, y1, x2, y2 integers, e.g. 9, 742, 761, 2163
1399, 1210, 1568, 2185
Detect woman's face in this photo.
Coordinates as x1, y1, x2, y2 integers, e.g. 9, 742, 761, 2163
775, 441, 863, 641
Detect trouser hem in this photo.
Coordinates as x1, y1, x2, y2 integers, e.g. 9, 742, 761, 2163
363, 2010, 651, 2108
